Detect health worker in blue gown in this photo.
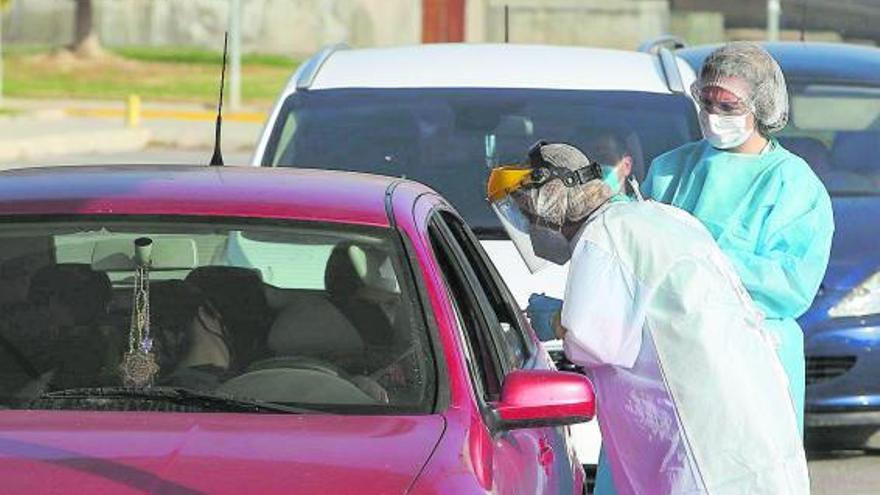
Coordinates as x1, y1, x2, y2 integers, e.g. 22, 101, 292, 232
595, 41, 834, 495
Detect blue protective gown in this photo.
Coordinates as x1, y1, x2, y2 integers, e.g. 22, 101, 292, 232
593, 139, 833, 495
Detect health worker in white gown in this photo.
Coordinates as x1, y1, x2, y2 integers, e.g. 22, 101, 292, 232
487, 141, 809, 494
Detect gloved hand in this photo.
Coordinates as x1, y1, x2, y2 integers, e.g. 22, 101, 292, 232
526, 293, 563, 342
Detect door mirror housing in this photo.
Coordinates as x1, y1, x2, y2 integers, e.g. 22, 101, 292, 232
492, 369, 595, 431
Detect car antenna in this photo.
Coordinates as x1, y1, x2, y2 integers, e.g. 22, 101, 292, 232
210, 32, 229, 167
504, 5, 510, 43
800, 0, 808, 42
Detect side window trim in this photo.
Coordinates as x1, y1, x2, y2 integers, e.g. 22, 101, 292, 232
456, 212, 536, 358
437, 210, 535, 366
431, 217, 513, 379
428, 215, 507, 399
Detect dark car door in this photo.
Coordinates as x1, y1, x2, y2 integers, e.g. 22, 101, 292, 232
426, 205, 581, 494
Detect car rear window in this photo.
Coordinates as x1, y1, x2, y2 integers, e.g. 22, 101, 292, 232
263, 88, 701, 231
0, 218, 435, 415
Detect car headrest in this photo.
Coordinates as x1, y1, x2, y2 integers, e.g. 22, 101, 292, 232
27, 264, 112, 325
324, 242, 399, 299
778, 136, 832, 175
324, 243, 366, 299
832, 131, 880, 173
268, 295, 364, 357
185, 266, 265, 305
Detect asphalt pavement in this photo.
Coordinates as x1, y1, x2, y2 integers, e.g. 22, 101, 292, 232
809, 450, 880, 494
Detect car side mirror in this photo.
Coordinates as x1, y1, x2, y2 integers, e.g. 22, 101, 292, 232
492, 369, 595, 431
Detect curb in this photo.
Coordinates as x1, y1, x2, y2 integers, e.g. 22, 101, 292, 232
66, 107, 266, 123
0, 128, 153, 163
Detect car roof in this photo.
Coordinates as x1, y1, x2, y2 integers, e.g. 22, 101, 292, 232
678, 42, 880, 86
0, 165, 419, 227
306, 43, 673, 93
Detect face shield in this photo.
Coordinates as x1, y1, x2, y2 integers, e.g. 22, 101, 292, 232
487, 167, 548, 273
487, 143, 604, 273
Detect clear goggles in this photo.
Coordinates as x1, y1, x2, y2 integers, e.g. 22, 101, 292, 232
690, 81, 753, 117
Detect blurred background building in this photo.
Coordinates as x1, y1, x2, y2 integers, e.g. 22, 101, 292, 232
2, 0, 879, 57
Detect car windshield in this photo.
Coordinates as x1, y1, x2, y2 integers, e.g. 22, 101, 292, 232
779, 83, 880, 195
0, 218, 435, 414
262, 88, 701, 231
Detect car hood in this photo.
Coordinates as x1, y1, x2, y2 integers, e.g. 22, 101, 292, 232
824, 196, 880, 291
0, 411, 445, 494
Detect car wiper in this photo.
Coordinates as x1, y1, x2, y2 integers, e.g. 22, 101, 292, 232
38, 386, 315, 414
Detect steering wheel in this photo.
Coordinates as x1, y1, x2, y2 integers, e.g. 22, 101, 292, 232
217, 366, 380, 405
243, 355, 389, 404
368, 345, 420, 383
245, 356, 348, 377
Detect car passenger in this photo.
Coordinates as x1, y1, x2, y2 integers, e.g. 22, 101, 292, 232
583, 128, 638, 199
151, 280, 234, 391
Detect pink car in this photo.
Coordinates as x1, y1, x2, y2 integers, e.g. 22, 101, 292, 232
0, 166, 594, 494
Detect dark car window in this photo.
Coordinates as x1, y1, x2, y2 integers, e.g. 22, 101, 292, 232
779, 83, 880, 195
0, 219, 435, 415
264, 88, 701, 232
436, 211, 532, 369
428, 216, 503, 401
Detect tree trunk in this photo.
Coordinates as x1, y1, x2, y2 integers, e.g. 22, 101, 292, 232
71, 0, 102, 57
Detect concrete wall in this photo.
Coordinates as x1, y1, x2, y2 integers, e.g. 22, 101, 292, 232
669, 11, 725, 46
466, 0, 671, 50
3, 0, 673, 54
13, 0, 850, 55
2, 0, 75, 48
2, 0, 421, 56
671, 0, 880, 44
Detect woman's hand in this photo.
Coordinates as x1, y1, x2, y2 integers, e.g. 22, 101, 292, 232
551, 310, 568, 340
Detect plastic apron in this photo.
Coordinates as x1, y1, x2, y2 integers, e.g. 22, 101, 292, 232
563, 201, 810, 494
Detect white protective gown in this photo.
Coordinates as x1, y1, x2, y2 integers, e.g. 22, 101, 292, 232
562, 200, 809, 495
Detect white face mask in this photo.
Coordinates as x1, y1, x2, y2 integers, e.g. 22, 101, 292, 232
699, 109, 754, 150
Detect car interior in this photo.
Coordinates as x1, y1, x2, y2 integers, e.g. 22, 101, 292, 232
779, 130, 880, 193
0, 225, 433, 413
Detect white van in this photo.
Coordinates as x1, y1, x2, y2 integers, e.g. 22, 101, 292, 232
250, 42, 700, 481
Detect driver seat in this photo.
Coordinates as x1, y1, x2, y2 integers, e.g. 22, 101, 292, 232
324, 243, 395, 347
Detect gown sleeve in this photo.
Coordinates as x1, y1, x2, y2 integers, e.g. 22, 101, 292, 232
724, 165, 835, 319
643, 142, 698, 202
642, 157, 662, 200
561, 240, 646, 368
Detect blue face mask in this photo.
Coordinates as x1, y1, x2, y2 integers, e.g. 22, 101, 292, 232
601, 165, 623, 195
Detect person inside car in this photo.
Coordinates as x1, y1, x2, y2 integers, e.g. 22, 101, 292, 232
151, 280, 234, 391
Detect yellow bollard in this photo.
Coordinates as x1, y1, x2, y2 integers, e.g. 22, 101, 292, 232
125, 94, 141, 128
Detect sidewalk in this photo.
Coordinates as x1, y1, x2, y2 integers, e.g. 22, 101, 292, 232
0, 98, 268, 164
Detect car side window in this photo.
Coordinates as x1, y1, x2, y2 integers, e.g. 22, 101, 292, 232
428, 217, 503, 401
269, 111, 298, 166
436, 211, 532, 369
